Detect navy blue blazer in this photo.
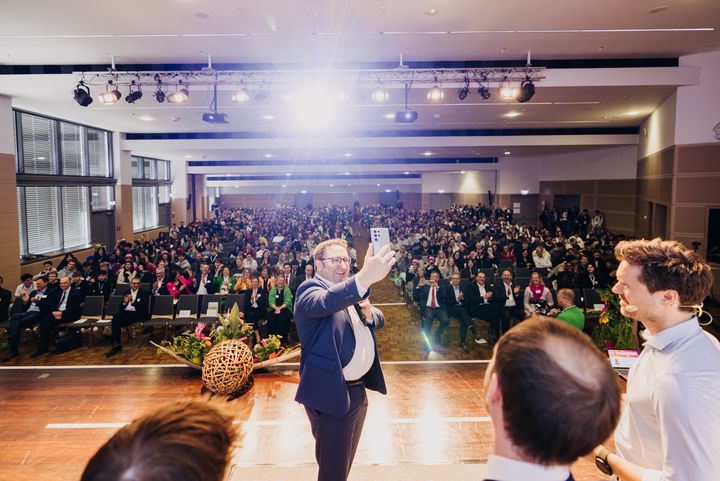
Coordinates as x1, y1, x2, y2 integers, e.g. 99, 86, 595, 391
294, 276, 386, 417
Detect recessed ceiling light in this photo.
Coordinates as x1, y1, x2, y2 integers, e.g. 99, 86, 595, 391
235, 185, 240, 188
329, 184, 334, 187
438, 189, 445, 194
261, 114, 275, 120
138, 115, 154, 122
383, 112, 396, 119
344, 153, 353, 157
264, 153, 274, 158
521, 189, 529, 195
424, 9, 438, 16
460, 170, 466, 174
385, 189, 392, 193
504, 151, 511, 155
281, 184, 287, 187
432, 113, 441, 119
285, 173, 292, 176
504, 111, 522, 118
301, 190, 307, 194
344, 172, 351, 175
404, 171, 410, 175
183, 154, 193, 159
422, 151, 434, 156
376, 183, 381, 187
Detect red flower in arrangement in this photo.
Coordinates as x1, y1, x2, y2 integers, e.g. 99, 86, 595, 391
194, 322, 207, 340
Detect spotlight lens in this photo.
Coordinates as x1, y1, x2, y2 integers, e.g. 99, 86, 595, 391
427, 86, 444, 101
371, 87, 389, 103
232, 88, 250, 103
500, 86, 516, 99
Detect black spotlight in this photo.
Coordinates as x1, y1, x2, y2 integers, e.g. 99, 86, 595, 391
72, 81, 93, 107
154, 89, 166, 103
125, 83, 143, 104
477, 85, 491, 100
457, 76, 470, 100
516, 77, 535, 103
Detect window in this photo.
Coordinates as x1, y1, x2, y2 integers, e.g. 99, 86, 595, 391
19, 186, 62, 255
61, 186, 90, 250
133, 186, 159, 232
159, 185, 171, 204
143, 158, 156, 179
60, 122, 85, 176
157, 160, 169, 180
91, 185, 115, 211
20, 113, 57, 174
88, 128, 111, 177
16, 186, 92, 257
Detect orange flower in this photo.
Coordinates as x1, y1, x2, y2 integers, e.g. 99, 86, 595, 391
599, 313, 610, 325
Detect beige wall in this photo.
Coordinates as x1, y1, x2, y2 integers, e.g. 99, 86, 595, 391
540, 179, 637, 236
0, 153, 21, 284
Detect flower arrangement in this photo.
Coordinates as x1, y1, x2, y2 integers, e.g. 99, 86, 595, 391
590, 288, 637, 352
157, 303, 284, 366
253, 335, 284, 363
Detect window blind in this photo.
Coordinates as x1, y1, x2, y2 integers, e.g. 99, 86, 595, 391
91, 186, 114, 211
143, 158, 156, 179
144, 186, 159, 229
157, 160, 169, 180
132, 186, 144, 231
158, 185, 171, 204
24, 186, 62, 255
20, 113, 57, 174
17, 187, 26, 256
87, 128, 111, 177
60, 123, 85, 176
61, 186, 90, 250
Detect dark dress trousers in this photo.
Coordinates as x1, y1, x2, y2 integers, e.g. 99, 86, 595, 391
489, 282, 525, 343
110, 288, 149, 348
38, 287, 84, 351
414, 283, 450, 344
7, 288, 60, 353
294, 276, 386, 481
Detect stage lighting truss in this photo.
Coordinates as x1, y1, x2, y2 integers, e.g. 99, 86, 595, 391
73, 66, 545, 106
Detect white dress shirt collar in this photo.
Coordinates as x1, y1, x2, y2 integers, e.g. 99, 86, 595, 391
485, 455, 570, 481
643, 316, 700, 351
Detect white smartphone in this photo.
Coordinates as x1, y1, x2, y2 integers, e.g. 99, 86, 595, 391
370, 227, 391, 254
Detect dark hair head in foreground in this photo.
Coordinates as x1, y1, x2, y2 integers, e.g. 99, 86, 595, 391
487, 316, 621, 465
81, 401, 237, 481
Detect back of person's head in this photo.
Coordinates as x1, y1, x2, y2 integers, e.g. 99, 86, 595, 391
614, 238, 712, 312
81, 402, 237, 481
489, 316, 620, 465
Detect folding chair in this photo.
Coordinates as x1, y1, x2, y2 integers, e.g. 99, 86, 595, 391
199, 294, 223, 324
170, 295, 199, 328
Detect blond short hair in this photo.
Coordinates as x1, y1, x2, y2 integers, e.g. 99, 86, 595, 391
313, 238, 348, 260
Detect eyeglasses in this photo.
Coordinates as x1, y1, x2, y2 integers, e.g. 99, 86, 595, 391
318, 256, 351, 266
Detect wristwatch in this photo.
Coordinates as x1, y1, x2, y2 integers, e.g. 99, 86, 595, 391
595, 446, 614, 475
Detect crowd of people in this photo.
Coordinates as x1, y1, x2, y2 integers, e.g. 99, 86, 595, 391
2, 205, 362, 360
361, 203, 628, 350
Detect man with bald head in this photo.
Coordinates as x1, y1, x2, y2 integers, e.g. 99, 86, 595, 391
35, 276, 85, 357
482, 316, 621, 480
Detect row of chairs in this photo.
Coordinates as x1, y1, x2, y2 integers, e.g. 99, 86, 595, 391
57, 294, 246, 333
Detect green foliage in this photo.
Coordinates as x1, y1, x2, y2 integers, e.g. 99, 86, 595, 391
213, 303, 253, 344
252, 335, 283, 362
590, 288, 637, 351
159, 334, 209, 362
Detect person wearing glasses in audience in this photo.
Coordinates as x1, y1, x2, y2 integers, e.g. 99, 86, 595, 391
294, 239, 395, 481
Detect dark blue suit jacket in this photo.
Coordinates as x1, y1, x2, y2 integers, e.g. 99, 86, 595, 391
294, 276, 386, 417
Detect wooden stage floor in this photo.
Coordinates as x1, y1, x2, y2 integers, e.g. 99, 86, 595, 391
0, 362, 611, 481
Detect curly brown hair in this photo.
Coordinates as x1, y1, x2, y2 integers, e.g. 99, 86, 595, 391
615, 238, 712, 311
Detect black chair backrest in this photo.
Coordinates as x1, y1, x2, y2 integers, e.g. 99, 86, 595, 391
516, 277, 531, 290
498, 260, 513, 269
515, 267, 531, 278
176, 295, 199, 315
81, 296, 104, 317
224, 294, 245, 313
114, 284, 130, 296
200, 294, 223, 314
583, 288, 604, 311
140, 282, 152, 292
479, 268, 495, 279
573, 289, 584, 309
151, 295, 174, 317
105, 295, 124, 317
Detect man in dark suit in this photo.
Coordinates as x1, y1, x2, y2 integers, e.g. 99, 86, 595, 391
464, 271, 497, 327
106, 278, 149, 357
35, 276, 85, 356
482, 317, 620, 481
2, 275, 59, 361
445, 273, 480, 351
192, 262, 217, 295
414, 270, 450, 349
489, 270, 525, 344
294, 238, 395, 481
244, 277, 268, 342
290, 263, 314, 294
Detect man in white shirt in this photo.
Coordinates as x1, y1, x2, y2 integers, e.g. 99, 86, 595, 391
593, 239, 720, 481
532, 245, 553, 269
15, 273, 35, 298
483, 316, 621, 481
294, 239, 395, 481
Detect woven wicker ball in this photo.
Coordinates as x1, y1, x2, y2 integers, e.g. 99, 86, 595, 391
202, 340, 254, 395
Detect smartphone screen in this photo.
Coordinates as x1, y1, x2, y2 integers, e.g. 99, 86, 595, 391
370, 227, 391, 254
